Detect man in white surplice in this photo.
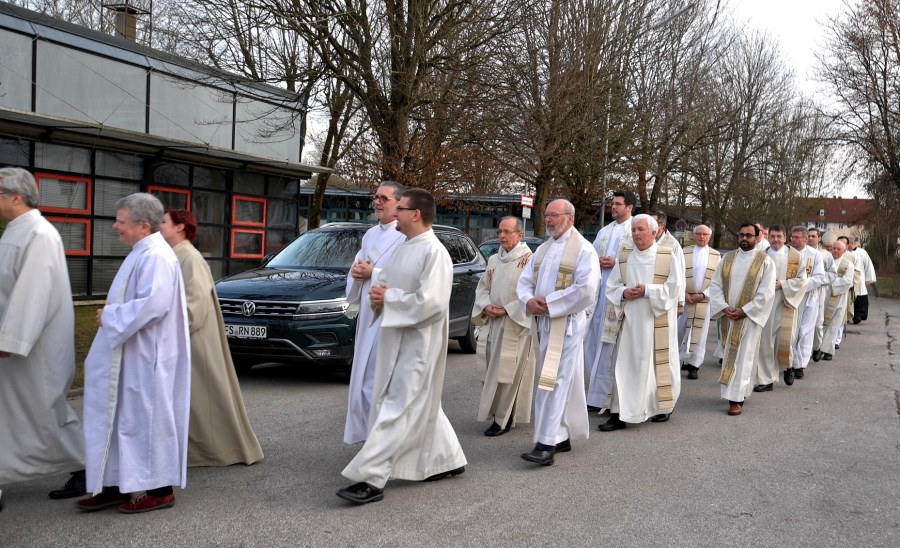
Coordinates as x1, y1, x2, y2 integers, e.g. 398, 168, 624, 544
343, 181, 406, 444
814, 240, 855, 360
79, 193, 190, 514
599, 215, 681, 430
0, 168, 84, 511
518, 199, 599, 466
337, 189, 466, 505
789, 226, 826, 382
472, 216, 535, 437
677, 225, 719, 380
752, 225, 807, 393
584, 190, 635, 410
708, 223, 776, 416
848, 236, 876, 324
809, 228, 838, 362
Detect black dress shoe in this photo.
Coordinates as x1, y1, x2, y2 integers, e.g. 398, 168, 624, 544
650, 413, 671, 423
587, 405, 602, 413
49, 470, 86, 500
554, 439, 571, 453
424, 466, 466, 482
794, 368, 804, 379
834, 344, 840, 350
753, 383, 773, 392
680, 362, 687, 371
784, 368, 795, 386
687, 366, 698, 380
812, 350, 823, 362
484, 421, 511, 437
521, 449, 554, 466
336, 482, 384, 505
598, 414, 627, 431
823, 353, 833, 361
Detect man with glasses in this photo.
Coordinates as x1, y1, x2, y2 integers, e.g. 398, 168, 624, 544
708, 223, 775, 416
789, 226, 827, 381
471, 216, 536, 437
0, 168, 84, 512
678, 225, 720, 380
584, 190, 636, 413
338, 188, 466, 505
343, 181, 406, 445
517, 199, 599, 465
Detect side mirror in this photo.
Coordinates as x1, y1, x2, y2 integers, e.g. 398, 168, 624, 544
260, 254, 275, 267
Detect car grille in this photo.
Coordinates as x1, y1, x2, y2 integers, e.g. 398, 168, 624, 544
219, 298, 299, 318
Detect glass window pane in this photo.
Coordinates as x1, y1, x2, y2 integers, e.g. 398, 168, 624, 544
269, 177, 298, 198
91, 258, 124, 294
94, 180, 141, 217
267, 229, 362, 269
92, 219, 131, 256
66, 257, 88, 296
0, 137, 30, 166
34, 143, 91, 175
266, 229, 297, 255
151, 162, 189, 186
267, 199, 297, 229
234, 198, 265, 224
193, 166, 226, 190
96, 151, 144, 180
151, 188, 189, 210
232, 230, 264, 256
49, 220, 88, 253
234, 172, 264, 195
192, 191, 226, 224
38, 175, 90, 212
195, 225, 225, 257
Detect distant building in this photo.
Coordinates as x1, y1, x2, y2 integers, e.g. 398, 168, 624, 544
797, 197, 875, 241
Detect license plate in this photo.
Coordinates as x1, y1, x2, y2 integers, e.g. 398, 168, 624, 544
225, 325, 267, 339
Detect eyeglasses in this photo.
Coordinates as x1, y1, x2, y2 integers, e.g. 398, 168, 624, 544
497, 229, 520, 235
544, 212, 572, 219
738, 232, 756, 239
372, 194, 393, 203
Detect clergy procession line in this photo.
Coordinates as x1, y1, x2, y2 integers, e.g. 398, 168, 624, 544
0, 170, 879, 512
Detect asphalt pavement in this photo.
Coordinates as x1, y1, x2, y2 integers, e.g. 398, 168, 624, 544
2, 297, 898, 547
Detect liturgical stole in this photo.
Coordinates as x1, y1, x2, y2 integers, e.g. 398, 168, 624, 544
718, 250, 768, 386
683, 246, 721, 354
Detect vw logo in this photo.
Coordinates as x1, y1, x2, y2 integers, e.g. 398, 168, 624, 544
241, 301, 257, 317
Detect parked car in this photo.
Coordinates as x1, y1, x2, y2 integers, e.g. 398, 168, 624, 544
478, 236, 546, 260
215, 223, 486, 375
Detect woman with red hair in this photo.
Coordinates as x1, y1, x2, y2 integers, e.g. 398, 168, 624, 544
160, 209, 263, 467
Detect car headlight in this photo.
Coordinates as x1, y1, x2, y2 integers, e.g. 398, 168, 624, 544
293, 298, 351, 320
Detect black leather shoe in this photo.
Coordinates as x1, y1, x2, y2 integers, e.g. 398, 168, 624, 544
598, 414, 627, 432
823, 353, 833, 361
650, 413, 671, 423
336, 482, 384, 505
587, 405, 602, 413
812, 350, 823, 362
554, 439, 571, 453
484, 421, 511, 437
687, 366, 698, 380
753, 383, 773, 392
834, 344, 840, 350
794, 368, 804, 379
49, 470, 86, 500
424, 466, 466, 482
784, 368, 795, 386
521, 449, 554, 466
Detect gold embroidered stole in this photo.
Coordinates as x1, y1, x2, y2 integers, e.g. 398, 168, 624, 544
531, 230, 587, 391
615, 246, 675, 411
776, 247, 802, 371
495, 251, 532, 383
683, 246, 720, 354
718, 250, 768, 385
824, 256, 850, 324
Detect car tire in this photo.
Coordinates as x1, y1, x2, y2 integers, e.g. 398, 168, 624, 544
456, 320, 478, 354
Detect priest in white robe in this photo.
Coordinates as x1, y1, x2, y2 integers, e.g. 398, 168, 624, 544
809, 228, 837, 361
79, 193, 190, 514
789, 226, 827, 380
472, 216, 535, 436
708, 223, 775, 416
848, 236, 876, 324
601, 215, 681, 429
337, 189, 466, 505
584, 190, 635, 409
343, 181, 406, 444
815, 240, 855, 360
518, 199, 599, 466
0, 168, 83, 509
754, 223, 770, 251
678, 225, 720, 379
752, 225, 807, 392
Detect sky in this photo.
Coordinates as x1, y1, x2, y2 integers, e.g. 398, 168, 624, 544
730, 0, 867, 198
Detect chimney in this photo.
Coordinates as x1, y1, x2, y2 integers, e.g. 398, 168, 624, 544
114, 9, 137, 42
102, 2, 151, 43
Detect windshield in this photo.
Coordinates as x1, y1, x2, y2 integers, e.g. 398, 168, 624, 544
267, 229, 364, 270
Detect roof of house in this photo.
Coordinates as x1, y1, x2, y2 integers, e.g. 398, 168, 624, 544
796, 197, 874, 225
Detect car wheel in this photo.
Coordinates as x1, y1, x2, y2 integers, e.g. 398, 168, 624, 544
457, 320, 478, 354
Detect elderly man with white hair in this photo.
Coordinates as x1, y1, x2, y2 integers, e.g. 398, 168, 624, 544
814, 240, 856, 361
678, 225, 720, 380
598, 214, 681, 431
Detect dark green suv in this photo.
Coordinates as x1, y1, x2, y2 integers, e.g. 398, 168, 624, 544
215, 223, 486, 374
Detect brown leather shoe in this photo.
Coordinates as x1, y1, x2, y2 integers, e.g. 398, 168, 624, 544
118, 492, 176, 514
76, 489, 129, 512
727, 402, 742, 416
